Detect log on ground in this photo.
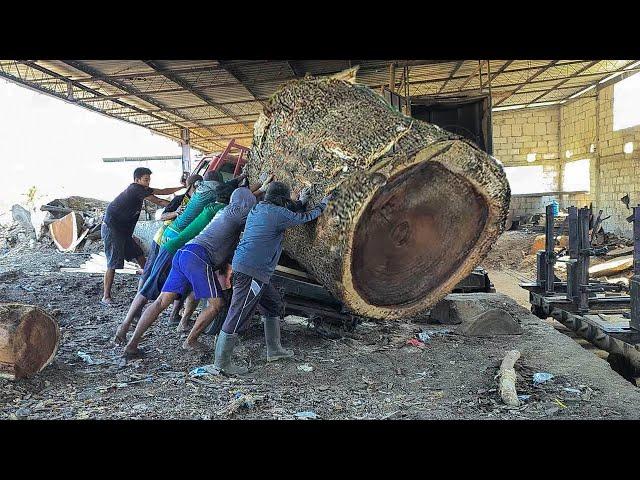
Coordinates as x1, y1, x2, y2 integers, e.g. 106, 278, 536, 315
0, 304, 60, 380
248, 71, 510, 320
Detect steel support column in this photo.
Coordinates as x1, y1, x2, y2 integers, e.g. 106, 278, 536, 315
181, 128, 191, 173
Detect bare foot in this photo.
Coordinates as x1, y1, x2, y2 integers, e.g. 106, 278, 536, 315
182, 340, 210, 352
114, 327, 127, 346
176, 323, 190, 334
123, 346, 147, 359
100, 297, 114, 307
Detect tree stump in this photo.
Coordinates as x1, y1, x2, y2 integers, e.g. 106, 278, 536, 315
249, 72, 510, 320
0, 304, 60, 380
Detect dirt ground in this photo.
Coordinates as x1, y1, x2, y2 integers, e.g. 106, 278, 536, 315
3, 227, 640, 420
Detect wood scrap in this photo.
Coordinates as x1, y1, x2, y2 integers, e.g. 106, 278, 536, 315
497, 349, 521, 407
48, 212, 88, 253
60, 252, 138, 275
589, 255, 634, 278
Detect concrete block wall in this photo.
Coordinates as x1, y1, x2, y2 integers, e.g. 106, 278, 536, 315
493, 107, 564, 218
493, 107, 560, 166
593, 84, 640, 236
493, 79, 640, 237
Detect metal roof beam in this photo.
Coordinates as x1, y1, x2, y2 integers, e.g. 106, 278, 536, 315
65, 64, 225, 82
60, 60, 233, 139
436, 60, 464, 94
10, 61, 210, 143
492, 60, 560, 107
523, 60, 601, 106
142, 60, 254, 135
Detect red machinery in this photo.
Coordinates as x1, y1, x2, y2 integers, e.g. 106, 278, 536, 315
191, 139, 249, 181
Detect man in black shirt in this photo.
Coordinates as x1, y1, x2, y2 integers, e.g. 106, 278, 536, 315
101, 167, 184, 306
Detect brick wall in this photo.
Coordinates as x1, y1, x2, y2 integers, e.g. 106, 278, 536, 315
593, 83, 640, 236
493, 107, 564, 217
493, 79, 640, 236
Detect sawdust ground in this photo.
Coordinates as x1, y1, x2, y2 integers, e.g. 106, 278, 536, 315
2, 241, 640, 420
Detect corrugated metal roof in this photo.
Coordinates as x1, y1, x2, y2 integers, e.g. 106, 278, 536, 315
0, 59, 636, 152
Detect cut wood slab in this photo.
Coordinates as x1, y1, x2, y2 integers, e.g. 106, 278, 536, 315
0, 303, 60, 380
49, 212, 88, 252
589, 255, 633, 278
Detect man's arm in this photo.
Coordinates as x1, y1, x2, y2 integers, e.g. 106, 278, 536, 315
145, 195, 170, 207
278, 195, 331, 228
160, 210, 180, 221
152, 186, 184, 195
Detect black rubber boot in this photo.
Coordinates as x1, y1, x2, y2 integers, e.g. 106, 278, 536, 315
263, 316, 294, 362
212, 331, 248, 375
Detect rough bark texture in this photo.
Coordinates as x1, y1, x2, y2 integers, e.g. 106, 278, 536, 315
0, 304, 60, 380
248, 74, 510, 320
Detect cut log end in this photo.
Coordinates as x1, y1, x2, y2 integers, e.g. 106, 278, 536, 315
0, 304, 60, 380
352, 160, 489, 308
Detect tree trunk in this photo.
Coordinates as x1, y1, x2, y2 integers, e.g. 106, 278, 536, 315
0, 304, 60, 380
248, 73, 510, 321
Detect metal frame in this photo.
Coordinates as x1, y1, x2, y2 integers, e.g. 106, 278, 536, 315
522, 202, 640, 371
1, 59, 638, 153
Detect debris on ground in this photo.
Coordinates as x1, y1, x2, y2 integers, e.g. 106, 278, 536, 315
2, 232, 640, 419
294, 411, 318, 420
533, 372, 554, 384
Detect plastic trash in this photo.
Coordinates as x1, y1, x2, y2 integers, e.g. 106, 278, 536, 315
406, 338, 425, 348
297, 364, 314, 372
517, 394, 531, 402
190, 366, 215, 377
417, 332, 431, 343
77, 351, 94, 364
533, 372, 554, 384
294, 411, 318, 420
563, 387, 581, 395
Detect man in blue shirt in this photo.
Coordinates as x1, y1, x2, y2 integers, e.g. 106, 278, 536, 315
210, 181, 331, 375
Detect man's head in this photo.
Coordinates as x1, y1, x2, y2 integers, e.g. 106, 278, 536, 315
203, 170, 223, 183
186, 174, 203, 193
134, 167, 152, 187
264, 181, 293, 208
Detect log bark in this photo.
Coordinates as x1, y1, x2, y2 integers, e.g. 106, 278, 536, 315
248, 72, 510, 320
0, 304, 60, 380
498, 349, 521, 407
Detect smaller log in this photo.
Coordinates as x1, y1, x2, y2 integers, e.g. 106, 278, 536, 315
0, 304, 60, 380
498, 349, 521, 407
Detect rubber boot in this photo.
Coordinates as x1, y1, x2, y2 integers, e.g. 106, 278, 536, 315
263, 316, 294, 362
212, 331, 248, 375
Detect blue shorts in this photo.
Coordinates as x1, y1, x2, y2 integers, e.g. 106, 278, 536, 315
162, 244, 221, 301
139, 247, 175, 301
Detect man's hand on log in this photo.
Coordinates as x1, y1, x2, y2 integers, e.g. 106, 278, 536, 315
258, 173, 275, 193
319, 192, 333, 210
298, 186, 312, 205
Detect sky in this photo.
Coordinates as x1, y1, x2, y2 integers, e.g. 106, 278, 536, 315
0, 78, 202, 222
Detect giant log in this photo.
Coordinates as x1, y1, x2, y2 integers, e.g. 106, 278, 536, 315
0, 304, 60, 380
248, 72, 510, 320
